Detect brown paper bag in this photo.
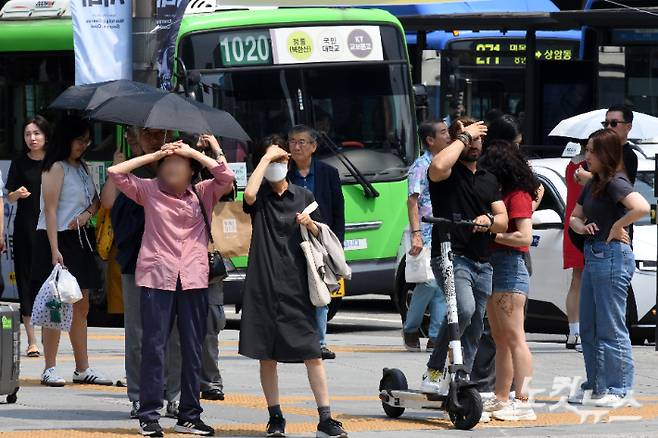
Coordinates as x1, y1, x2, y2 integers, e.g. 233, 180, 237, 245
210, 201, 252, 258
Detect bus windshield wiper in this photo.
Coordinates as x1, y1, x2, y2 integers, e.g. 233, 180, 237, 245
319, 132, 380, 198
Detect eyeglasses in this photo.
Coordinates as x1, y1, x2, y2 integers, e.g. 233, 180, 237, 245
75, 136, 92, 147
288, 139, 314, 147
601, 120, 630, 128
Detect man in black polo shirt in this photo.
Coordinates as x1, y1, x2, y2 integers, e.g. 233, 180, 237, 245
604, 104, 638, 185
420, 118, 508, 394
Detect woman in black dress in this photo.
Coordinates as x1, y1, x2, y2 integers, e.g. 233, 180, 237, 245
6, 115, 49, 358
240, 142, 347, 438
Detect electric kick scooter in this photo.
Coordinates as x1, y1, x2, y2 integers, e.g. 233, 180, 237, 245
379, 215, 484, 430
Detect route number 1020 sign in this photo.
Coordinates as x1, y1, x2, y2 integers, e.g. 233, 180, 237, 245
218, 30, 272, 67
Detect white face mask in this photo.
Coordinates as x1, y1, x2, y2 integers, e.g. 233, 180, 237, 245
264, 162, 288, 182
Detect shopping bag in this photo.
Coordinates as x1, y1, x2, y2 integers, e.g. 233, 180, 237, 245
405, 246, 435, 283
31, 266, 73, 332
299, 202, 331, 307
56, 265, 83, 304
210, 201, 252, 258
95, 207, 114, 261
300, 239, 332, 307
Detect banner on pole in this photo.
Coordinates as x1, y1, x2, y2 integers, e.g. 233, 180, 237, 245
155, 0, 189, 91
71, 0, 132, 85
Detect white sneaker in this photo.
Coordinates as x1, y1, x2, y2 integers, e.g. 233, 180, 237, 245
595, 394, 627, 408
41, 367, 66, 387
492, 399, 537, 421
420, 368, 449, 395
483, 397, 510, 413
72, 368, 113, 386
567, 388, 603, 405
479, 411, 491, 423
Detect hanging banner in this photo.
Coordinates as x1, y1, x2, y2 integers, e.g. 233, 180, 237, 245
71, 0, 132, 85
155, 0, 189, 91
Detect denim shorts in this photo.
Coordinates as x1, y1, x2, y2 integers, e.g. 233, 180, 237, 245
491, 250, 530, 295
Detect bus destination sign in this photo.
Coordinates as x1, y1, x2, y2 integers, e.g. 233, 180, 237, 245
453, 39, 578, 66
217, 26, 383, 67
218, 30, 273, 67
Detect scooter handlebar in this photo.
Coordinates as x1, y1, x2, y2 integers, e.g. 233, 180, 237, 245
421, 216, 488, 230
420, 216, 487, 233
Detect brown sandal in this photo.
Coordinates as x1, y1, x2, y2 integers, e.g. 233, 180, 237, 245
26, 344, 40, 358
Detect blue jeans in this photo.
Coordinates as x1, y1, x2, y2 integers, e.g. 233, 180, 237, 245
427, 255, 492, 372
403, 278, 446, 339
315, 305, 328, 347
580, 240, 635, 396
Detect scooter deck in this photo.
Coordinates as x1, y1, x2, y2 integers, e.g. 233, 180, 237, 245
380, 389, 447, 409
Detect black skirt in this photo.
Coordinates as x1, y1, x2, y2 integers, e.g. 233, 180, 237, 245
29, 228, 101, 299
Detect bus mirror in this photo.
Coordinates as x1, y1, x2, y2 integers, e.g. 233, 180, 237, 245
448, 74, 456, 90
413, 84, 428, 102
413, 84, 428, 122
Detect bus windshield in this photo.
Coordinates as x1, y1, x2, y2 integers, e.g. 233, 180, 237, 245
199, 63, 413, 179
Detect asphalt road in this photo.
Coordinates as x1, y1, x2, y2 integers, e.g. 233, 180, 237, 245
1, 295, 658, 437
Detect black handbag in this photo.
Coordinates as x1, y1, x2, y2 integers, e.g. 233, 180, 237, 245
568, 226, 585, 253
192, 187, 227, 283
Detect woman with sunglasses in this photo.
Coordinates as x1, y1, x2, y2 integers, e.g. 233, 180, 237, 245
30, 115, 111, 388
569, 129, 649, 407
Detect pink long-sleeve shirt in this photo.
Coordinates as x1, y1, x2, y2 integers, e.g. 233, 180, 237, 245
109, 162, 235, 291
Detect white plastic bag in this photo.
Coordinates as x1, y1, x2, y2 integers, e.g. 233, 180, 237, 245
405, 246, 435, 283
31, 266, 73, 332
56, 265, 83, 304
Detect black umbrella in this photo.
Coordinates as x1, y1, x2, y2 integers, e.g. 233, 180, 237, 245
49, 79, 164, 112
88, 92, 251, 142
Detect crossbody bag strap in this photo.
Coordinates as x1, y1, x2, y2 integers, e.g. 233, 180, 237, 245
191, 185, 215, 247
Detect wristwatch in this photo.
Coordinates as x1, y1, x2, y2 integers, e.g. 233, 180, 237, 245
485, 213, 495, 228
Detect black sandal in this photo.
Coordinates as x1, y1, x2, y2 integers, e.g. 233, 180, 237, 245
26, 344, 40, 358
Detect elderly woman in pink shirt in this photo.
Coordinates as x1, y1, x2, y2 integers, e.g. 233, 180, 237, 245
108, 140, 234, 438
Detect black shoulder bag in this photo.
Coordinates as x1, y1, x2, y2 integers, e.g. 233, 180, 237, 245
192, 187, 227, 283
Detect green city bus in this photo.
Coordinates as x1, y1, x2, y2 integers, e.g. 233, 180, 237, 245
0, 0, 418, 319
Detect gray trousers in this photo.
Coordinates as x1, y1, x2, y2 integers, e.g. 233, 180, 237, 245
122, 274, 181, 403
200, 282, 225, 392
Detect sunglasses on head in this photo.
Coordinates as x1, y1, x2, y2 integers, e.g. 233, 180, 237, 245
601, 120, 629, 128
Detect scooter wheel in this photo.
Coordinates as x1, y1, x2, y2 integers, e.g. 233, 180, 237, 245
6, 390, 18, 404
448, 387, 482, 430
380, 369, 407, 418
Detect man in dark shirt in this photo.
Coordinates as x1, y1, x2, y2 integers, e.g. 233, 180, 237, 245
603, 104, 638, 185
420, 118, 508, 394
288, 125, 345, 360
576, 105, 637, 186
